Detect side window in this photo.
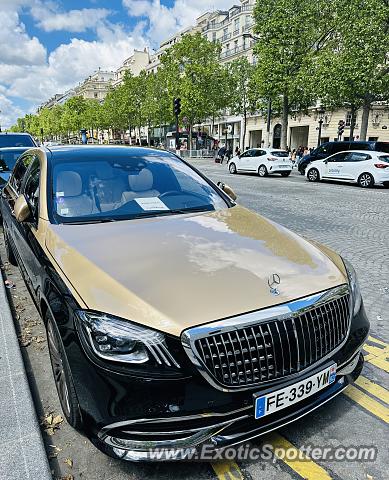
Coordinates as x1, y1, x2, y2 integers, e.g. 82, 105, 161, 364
348, 153, 371, 162
332, 143, 348, 154
10, 154, 34, 193
240, 151, 250, 158
23, 157, 40, 222
354, 143, 370, 151
328, 152, 348, 162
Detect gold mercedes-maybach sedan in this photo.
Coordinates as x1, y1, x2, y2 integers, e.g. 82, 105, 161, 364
0, 146, 369, 461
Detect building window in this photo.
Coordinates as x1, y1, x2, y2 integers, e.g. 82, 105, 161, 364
234, 40, 238, 52
212, 32, 216, 42
234, 18, 240, 31
345, 112, 357, 126
94, 93, 98, 98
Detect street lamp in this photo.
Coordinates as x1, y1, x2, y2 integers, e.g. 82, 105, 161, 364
317, 106, 325, 148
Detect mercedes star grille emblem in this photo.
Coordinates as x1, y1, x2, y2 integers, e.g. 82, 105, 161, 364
268, 273, 281, 296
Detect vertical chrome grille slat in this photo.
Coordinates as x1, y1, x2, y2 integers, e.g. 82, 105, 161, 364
250, 326, 263, 382
282, 319, 293, 375
258, 325, 270, 379
265, 323, 278, 377
274, 321, 285, 376
193, 293, 350, 388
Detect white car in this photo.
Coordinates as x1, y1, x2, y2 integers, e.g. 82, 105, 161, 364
228, 148, 293, 177
306, 150, 389, 188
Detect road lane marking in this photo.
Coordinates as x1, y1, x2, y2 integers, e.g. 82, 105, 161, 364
368, 336, 387, 348
364, 337, 389, 373
265, 433, 332, 480
355, 376, 389, 405
343, 385, 389, 424
211, 461, 243, 480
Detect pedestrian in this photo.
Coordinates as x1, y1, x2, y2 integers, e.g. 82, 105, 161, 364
303, 146, 309, 156
234, 146, 240, 157
291, 149, 297, 166
217, 145, 226, 164
226, 147, 232, 164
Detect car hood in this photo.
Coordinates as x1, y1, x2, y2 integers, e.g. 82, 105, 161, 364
45, 206, 347, 336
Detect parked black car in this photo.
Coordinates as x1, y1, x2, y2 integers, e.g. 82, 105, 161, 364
0, 132, 37, 148
298, 140, 389, 174
1, 146, 369, 461
0, 147, 30, 189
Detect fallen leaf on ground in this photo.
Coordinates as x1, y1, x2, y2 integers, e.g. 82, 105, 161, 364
4, 279, 16, 289
64, 458, 73, 468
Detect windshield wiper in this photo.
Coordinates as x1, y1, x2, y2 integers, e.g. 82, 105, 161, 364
63, 218, 117, 225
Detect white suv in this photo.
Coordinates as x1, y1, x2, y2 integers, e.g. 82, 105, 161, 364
229, 148, 293, 177
306, 150, 389, 188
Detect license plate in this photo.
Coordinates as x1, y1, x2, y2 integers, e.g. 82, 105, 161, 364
254, 364, 337, 419
278, 165, 290, 168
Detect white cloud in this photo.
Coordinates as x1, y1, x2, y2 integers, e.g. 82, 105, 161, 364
122, 0, 234, 47
0, 1, 147, 128
0, 93, 25, 130
33, 7, 111, 33
0, 10, 46, 66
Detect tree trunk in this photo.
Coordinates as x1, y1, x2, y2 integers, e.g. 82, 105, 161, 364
189, 123, 193, 154
349, 104, 357, 141
360, 95, 372, 141
281, 95, 289, 150
242, 111, 247, 149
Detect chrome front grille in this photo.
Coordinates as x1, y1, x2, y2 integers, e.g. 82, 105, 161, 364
186, 289, 351, 389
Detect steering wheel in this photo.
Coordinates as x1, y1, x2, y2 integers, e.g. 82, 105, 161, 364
158, 190, 182, 199
159, 190, 207, 201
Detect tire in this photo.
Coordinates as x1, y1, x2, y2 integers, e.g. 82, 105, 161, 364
4, 228, 17, 266
258, 165, 268, 177
358, 172, 374, 188
281, 172, 291, 177
307, 168, 320, 182
46, 311, 83, 430
229, 162, 237, 174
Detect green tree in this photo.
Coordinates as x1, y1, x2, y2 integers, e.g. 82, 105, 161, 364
226, 58, 258, 149
312, 0, 389, 140
160, 32, 224, 150
253, 0, 334, 149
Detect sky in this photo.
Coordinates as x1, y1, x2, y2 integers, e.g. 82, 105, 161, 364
0, 0, 233, 129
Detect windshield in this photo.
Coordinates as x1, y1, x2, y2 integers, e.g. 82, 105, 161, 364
0, 149, 28, 172
51, 153, 228, 223
271, 151, 289, 158
0, 135, 35, 148
378, 155, 389, 163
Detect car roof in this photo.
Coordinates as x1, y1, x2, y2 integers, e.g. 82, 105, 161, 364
327, 149, 388, 156
46, 145, 175, 160
0, 132, 33, 136
0, 146, 30, 151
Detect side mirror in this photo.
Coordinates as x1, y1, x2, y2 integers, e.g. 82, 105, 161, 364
324, 159, 328, 164
217, 181, 237, 201
14, 194, 31, 223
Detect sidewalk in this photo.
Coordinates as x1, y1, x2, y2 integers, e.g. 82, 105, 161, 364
0, 264, 52, 479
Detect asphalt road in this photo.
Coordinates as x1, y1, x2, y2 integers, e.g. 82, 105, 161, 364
0, 162, 388, 480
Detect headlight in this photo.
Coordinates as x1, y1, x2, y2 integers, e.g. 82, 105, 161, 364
75, 311, 180, 369
343, 259, 362, 316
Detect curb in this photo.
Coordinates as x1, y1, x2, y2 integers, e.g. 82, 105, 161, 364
0, 262, 52, 480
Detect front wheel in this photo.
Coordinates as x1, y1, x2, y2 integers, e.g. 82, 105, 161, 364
307, 168, 320, 182
46, 311, 83, 430
258, 165, 268, 177
358, 172, 374, 188
281, 172, 291, 177
229, 162, 237, 174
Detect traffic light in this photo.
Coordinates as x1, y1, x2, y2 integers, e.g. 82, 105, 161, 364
338, 120, 345, 138
173, 98, 181, 116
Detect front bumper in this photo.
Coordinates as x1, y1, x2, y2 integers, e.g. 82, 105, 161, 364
64, 300, 369, 461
